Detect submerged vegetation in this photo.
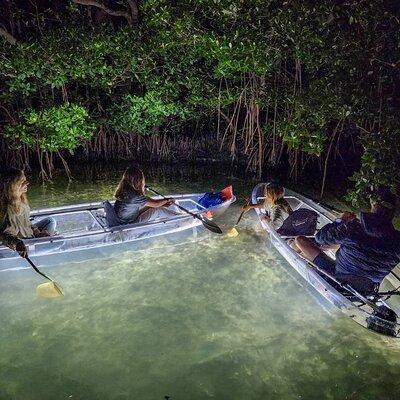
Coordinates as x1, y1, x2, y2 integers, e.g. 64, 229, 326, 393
0, 0, 399, 204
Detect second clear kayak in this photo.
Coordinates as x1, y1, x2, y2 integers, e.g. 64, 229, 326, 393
0, 191, 235, 271
252, 183, 400, 338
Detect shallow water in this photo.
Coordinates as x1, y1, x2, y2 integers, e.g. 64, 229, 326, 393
1, 165, 400, 400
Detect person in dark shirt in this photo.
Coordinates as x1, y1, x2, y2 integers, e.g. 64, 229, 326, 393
294, 191, 400, 294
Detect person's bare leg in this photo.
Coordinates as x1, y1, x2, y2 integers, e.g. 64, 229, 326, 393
288, 238, 301, 253
294, 236, 322, 261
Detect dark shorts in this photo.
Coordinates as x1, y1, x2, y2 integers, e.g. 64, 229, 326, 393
313, 252, 336, 275
313, 253, 378, 295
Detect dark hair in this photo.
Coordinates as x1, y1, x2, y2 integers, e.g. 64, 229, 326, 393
263, 182, 292, 214
114, 166, 145, 200
264, 182, 285, 204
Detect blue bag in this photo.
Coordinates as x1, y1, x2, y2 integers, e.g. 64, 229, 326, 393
197, 192, 224, 209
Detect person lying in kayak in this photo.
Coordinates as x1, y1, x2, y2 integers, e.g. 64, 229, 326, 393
242, 182, 293, 230
114, 166, 181, 223
294, 190, 400, 294
0, 168, 56, 258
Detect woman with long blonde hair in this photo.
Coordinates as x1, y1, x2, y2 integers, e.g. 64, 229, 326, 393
241, 182, 293, 230
0, 168, 56, 257
113, 166, 181, 223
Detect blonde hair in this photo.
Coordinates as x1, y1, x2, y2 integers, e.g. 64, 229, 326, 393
114, 166, 145, 200
0, 168, 28, 217
264, 183, 285, 205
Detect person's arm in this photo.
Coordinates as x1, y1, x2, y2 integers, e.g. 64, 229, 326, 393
315, 219, 352, 246
316, 211, 356, 246
269, 206, 287, 230
0, 211, 28, 256
0, 229, 22, 250
0, 230, 27, 257
241, 203, 264, 212
145, 198, 175, 208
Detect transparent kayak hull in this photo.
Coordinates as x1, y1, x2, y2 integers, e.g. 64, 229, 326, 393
252, 183, 400, 338
0, 193, 235, 271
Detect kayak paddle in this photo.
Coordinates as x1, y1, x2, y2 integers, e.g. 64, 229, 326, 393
226, 198, 250, 237
25, 256, 64, 298
145, 186, 223, 234
307, 257, 390, 315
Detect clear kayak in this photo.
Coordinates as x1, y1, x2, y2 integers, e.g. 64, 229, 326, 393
252, 183, 400, 338
0, 192, 235, 271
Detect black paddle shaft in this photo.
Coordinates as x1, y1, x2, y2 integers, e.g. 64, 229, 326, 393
26, 257, 52, 281
235, 198, 251, 226
310, 260, 381, 313
235, 210, 246, 226
145, 186, 200, 217
145, 186, 223, 234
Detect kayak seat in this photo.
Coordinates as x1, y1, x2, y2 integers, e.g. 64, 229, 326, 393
103, 201, 124, 228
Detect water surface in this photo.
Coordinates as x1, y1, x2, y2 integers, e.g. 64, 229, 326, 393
1, 165, 400, 400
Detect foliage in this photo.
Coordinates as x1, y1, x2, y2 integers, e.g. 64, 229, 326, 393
109, 92, 189, 135
273, 81, 350, 156
347, 127, 400, 206
0, 0, 399, 202
4, 104, 95, 153
0, 28, 135, 95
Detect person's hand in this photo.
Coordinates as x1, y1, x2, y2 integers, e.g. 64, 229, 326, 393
262, 214, 271, 223
165, 198, 175, 206
241, 198, 251, 212
241, 204, 250, 213
340, 211, 356, 222
202, 211, 213, 220
16, 241, 28, 258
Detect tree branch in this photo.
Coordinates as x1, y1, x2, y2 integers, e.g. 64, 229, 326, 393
0, 26, 17, 45
72, 0, 133, 25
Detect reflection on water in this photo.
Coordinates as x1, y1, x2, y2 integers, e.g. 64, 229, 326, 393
1, 165, 400, 400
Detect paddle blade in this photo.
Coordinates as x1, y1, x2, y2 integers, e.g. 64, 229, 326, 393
226, 227, 239, 237
201, 217, 223, 234
37, 281, 64, 299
